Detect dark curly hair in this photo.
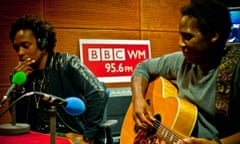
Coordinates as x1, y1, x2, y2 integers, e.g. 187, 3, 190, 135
9, 15, 57, 51
181, 0, 232, 48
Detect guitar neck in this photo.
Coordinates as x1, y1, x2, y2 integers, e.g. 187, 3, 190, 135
156, 123, 183, 143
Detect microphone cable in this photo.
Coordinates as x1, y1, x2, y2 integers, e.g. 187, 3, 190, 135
0, 92, 30, 117
56, 111, 81, 134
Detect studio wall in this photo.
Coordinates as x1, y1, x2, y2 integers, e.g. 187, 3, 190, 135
0, 0, 189, 124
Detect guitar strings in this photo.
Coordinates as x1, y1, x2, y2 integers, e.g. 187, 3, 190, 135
153, 120, 182, 142
151, 119, 183, 142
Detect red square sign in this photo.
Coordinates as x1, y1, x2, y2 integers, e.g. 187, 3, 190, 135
79, 39, 151, 83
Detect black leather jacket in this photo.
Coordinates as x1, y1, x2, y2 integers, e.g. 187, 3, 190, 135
13, 51, 108, 140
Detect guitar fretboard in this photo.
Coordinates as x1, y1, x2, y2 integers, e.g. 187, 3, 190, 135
156, 123, 183, 143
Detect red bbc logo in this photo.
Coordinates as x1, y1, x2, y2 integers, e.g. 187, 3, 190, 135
88, 48, 126, 61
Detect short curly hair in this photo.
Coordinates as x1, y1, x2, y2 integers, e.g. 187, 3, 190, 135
9, 15, 57, 51
181, 0, 232, 47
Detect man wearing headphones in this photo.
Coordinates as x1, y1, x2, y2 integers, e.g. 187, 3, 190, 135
9, 15, 107, 144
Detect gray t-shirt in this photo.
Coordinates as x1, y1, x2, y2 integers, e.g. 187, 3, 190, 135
133, 51, 220, 139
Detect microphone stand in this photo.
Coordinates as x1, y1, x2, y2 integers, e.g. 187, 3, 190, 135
0, 94, 30, 135
49, 105, 56, 144
0, 92, 57, 144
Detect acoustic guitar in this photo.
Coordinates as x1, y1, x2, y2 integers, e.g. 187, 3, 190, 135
120, 77, 198, 144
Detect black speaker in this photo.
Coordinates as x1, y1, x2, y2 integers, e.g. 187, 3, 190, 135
106, 95, 131, 144
105, 86, 132, 138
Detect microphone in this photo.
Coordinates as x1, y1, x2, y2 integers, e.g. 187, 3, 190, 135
24, 91, 86, 116
0, 71, 30, 135
0, 71, 27, 107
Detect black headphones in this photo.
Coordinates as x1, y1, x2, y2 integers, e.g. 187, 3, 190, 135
37, 37, 48, 50
37, 31, 48, 50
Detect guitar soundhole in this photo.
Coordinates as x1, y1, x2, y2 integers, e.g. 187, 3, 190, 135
147, 114, 161, 136
134, 114, 162, 144
133, 114, 161, 134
